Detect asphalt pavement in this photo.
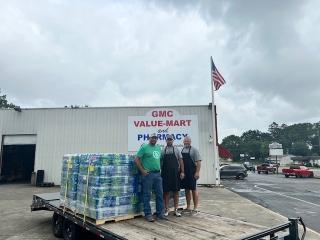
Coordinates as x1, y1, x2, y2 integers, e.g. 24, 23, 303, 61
222, 171, 320, 233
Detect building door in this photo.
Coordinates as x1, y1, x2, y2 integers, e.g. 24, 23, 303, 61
0, 135, 36, 183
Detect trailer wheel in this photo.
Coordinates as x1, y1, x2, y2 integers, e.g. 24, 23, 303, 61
285, 174, 289, 178
258, 171, 260, 174
265, 171, 269, 174
52, 212, 63, 238
63, 219, 79, 240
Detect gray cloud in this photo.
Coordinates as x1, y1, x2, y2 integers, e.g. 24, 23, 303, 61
0, 0, 319, 140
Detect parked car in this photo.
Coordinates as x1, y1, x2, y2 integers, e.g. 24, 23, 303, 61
243, 162, 255, 171
265, 160, 280, 167
282, 165, 314, 178
220, 165, 248, 180
257, 163, 276, 174
220, 163, 230, 167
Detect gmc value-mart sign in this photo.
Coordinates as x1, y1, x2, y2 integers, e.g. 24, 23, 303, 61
128, 108, 199, 151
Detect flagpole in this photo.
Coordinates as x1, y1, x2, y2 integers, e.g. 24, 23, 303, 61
210, 57, 221, 186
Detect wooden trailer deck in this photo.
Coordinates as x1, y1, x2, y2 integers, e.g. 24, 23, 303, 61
99, 211, 265, 240
32, 192, 269, 239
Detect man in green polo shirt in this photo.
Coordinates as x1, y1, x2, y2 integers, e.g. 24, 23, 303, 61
135, 133, 167, 222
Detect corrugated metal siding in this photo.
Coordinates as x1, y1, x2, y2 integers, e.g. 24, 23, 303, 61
3, 135, 37, 145
0, 106, 216, 184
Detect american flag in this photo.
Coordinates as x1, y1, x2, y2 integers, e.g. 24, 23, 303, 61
211, 57, 226, 91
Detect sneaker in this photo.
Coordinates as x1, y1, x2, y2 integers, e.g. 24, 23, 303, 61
157, 215, 169, 220
145, 215, 155, 222
164, 209, 169, 217
174, 209, 181, 217
183, 208, 192, 214
192, 209, 199, 215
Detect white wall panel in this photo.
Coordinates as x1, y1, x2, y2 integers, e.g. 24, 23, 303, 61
0, 106, 216, 185
3, 135, 37, 145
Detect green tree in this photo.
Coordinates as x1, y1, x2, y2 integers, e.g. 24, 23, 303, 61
222, 121, 320, 162
221, 135, 242, 161
290, 141, 310, 156
240, 130, 272, 160
268, 122, 282, 140
0, 90, 18, 109
260, 142, 270, 160
311, 122, 320, 155
280, 123, 314, 154
241, 140, 261, 159
241, 130, 264, 142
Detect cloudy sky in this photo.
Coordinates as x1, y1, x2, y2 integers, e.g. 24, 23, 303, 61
1, 0, 319, 140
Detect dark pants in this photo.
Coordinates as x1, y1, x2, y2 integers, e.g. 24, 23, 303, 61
142, 172, 164, 217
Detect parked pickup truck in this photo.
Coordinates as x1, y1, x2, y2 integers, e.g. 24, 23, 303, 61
257, 163, 276, 174
282, 165, 314, 178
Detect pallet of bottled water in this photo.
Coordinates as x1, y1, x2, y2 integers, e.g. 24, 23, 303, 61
60, 153, 142, 224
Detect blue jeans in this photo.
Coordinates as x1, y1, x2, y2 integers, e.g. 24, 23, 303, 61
142, 172, 164, 217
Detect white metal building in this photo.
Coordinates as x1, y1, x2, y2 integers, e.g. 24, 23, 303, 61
0, 105, 216, 185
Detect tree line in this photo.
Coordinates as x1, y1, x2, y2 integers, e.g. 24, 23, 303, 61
0, 90, 18, 109
221, 122, 320, 161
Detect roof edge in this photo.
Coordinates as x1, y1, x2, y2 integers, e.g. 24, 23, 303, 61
0, 104, 212, 111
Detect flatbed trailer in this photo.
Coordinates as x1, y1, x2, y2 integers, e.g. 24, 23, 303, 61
31, 192, 305, 240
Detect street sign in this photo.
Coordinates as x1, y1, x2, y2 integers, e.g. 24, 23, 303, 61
269, 142, 282, 149
269, 148, 283, 156
269, 142, 283, 156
